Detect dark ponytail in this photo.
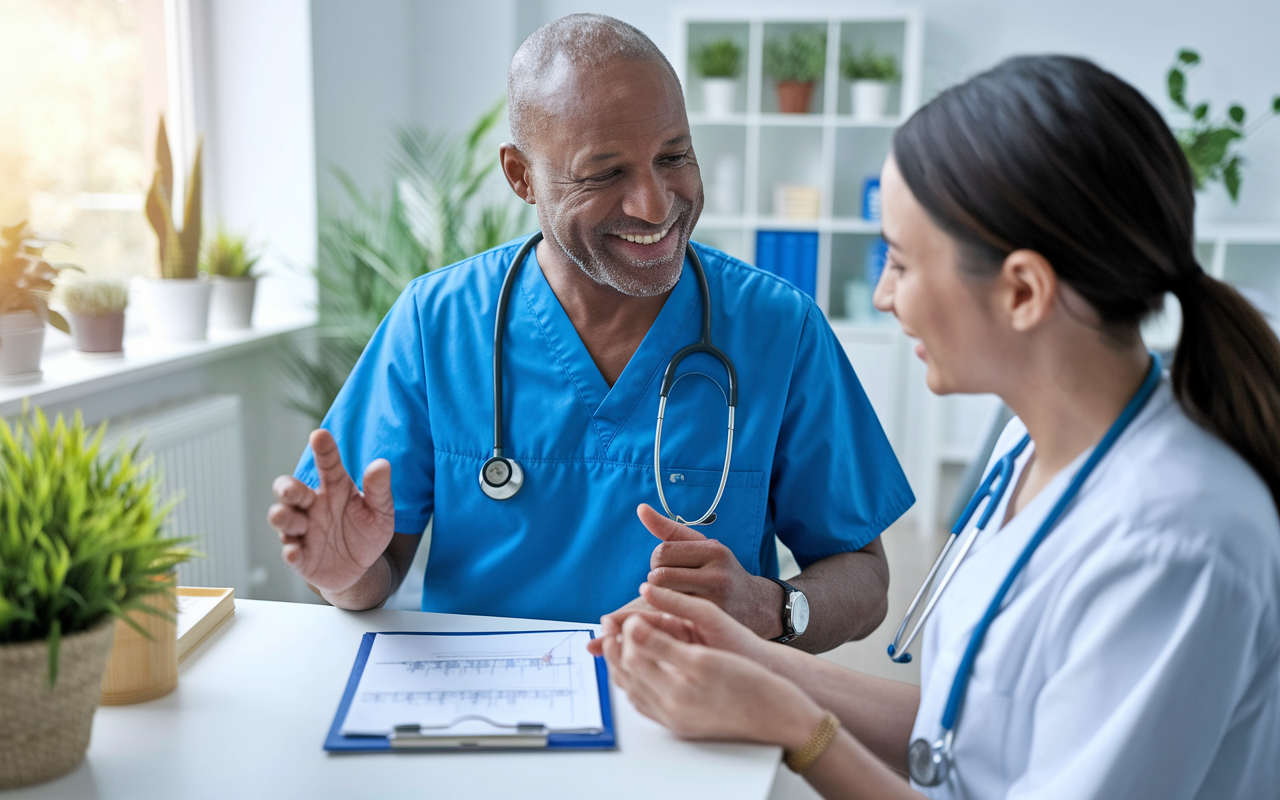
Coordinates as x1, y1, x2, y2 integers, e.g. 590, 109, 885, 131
892, 55, 1280, 509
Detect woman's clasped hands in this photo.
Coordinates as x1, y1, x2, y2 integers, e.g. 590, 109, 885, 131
596, 582, 827, 752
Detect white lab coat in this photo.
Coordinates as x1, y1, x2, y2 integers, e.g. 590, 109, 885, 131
911, 381, 1280, 799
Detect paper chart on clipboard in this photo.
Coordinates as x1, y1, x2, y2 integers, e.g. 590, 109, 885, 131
340, 630, 603, 737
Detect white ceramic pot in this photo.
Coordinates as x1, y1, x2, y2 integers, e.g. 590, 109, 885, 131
208, 276, 257, 330
702, 78, 738, 117
851, 80, 892, 122
135, 277, 212, 341
0, 311, 46, 385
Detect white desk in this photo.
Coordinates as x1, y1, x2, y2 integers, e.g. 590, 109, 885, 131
9, 600, 782, 800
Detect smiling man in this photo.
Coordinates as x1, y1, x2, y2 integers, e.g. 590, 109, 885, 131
268, 14, 913, 653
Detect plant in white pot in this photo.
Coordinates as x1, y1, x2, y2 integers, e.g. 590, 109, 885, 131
203, 227, 261, 330
0, 409, 191, 789
139, 115, 208, 341
692, 37, 742, 118
59, 276, 129, 357
0, 221, 77, 385
841, 45, 899, 122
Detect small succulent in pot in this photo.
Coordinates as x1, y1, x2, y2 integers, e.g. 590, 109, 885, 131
203, 227, 262, 330
58, 275, 130, 355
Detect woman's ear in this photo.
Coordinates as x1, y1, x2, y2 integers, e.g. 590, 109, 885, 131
499, 144, 537, 205
999, 249, 1057, 332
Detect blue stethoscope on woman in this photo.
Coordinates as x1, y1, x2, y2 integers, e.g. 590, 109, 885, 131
890, 353, 1163, 787
477, 231, 738, 526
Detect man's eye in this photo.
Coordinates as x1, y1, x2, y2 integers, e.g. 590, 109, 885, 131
585, 170, 620, 184
662, 153, 690, 165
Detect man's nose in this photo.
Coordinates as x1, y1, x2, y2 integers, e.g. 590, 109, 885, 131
622, 168, 673, 225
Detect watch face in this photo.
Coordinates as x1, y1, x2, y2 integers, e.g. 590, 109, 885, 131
790, 591, 810, 634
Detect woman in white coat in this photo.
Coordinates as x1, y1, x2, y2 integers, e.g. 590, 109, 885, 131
598, 55, 1280, 799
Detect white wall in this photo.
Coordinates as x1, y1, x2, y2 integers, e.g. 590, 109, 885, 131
510, 0, 1280, 223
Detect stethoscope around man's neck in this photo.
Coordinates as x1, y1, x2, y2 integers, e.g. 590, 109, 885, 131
892, 353, 1163, 787
478, 231, 738, 526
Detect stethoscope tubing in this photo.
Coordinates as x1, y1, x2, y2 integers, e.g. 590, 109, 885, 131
898, 353, 1163, 785
487, 232, 738, 526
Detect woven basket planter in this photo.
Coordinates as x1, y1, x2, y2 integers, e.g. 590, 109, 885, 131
0, 618, 116, 789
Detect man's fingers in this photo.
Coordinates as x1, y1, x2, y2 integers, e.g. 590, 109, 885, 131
637, 503, 707, 543
272, 475, 315, 510
281, 541, 303, 567
651, 539, 726, 570
640, 582, 728, 627
309, 429, 351, 489
361, 458, 395, 516
648, 565, 724, 597
268, 503, 309, 536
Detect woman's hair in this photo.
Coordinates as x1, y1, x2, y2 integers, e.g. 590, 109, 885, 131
893, 55, 1280, 508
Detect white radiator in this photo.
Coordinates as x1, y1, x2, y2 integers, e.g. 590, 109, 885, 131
102, 395, 250, 594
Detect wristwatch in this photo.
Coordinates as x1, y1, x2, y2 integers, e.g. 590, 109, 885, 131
767, 577, 810, 643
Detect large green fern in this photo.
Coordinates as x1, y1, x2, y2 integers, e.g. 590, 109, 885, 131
282, 100, 530, 423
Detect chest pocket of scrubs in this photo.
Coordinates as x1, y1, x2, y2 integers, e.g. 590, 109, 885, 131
658, 466, 767, 572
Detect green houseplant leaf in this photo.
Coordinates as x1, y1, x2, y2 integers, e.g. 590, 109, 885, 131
763, 31, 827, 84
692, 38, 742, 79
0, 408, 194, 684
280, 100, 530, 423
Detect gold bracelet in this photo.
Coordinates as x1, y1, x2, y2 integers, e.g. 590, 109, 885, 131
784, 711, 840, 774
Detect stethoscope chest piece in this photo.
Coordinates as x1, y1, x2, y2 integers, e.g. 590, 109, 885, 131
908, 734, 951, 786
479, 455, 523, 500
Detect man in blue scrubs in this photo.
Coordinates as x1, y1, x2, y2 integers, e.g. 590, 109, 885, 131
269, 14, 913, 653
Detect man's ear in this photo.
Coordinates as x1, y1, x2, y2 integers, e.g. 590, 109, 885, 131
999, 249, 1058, 332
499, 144, 536, 205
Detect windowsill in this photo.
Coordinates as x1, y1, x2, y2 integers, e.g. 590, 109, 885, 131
0, 304, 317, 417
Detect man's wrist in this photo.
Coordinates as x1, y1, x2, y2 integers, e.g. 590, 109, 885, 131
321, 556, 393, 610
752, 575, 787, 639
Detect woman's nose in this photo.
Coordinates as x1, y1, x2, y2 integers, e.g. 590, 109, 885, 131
872, 268, 895, 313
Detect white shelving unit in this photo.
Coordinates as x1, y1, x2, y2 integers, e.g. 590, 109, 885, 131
674, 10, 923, 315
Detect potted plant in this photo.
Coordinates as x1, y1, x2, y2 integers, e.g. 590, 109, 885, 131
1166, 48, 1280, 202
692, 37, 742, 117
203, 227, 262, 330
60, 275, 129, 357
0, 409, 191, 789
139, 115, 208, 340
763, 31, 826, 114
0, 221, 77, 385
842, 45, 899, 122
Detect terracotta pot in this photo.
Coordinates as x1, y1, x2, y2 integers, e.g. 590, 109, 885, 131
776, 81, 815, 114
135, 277, 211, 341
68, 311, 125, 355
208, 275, 257, 330
0, 310, 46, 385
0, 618, 116, 789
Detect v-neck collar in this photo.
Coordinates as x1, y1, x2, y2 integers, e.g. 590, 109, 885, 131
518, 247, 701, 454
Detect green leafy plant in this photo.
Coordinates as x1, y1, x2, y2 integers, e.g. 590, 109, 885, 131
0, 220, 76, 333
59, 275, 129, 316
1167, 48, 1280, 202
763, 31, 827, 84
202, 227, 261, 279
0, 409, 193, 684
281, 100, 530, 423
841, 44, 899, 82
692, 38, 742, 79
144, 115, 203, 279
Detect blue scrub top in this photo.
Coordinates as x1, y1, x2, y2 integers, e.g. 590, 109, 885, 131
296, 235, 913, 623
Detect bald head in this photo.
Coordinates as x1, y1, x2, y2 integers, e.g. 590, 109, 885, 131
508, 14, 680, 151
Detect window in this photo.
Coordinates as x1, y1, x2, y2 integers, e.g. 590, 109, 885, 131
0, 0, 171, 278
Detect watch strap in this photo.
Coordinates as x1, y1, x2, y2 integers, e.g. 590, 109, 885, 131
766, 577, 801, 643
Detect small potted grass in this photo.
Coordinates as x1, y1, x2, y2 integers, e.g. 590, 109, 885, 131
60, 275, 129, 357
763, 31, 827, 113
692, 37, 743, 117
0, 409, 191, 789
841, 45, 899, 122
203, 227, 261, 330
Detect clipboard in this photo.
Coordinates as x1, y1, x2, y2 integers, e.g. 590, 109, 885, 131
324, 630, 616, 752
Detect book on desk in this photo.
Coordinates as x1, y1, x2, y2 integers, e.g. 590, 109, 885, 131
325, 629, 615, 752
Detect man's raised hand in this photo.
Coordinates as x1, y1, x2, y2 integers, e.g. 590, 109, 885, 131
267, 429, 396, 594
